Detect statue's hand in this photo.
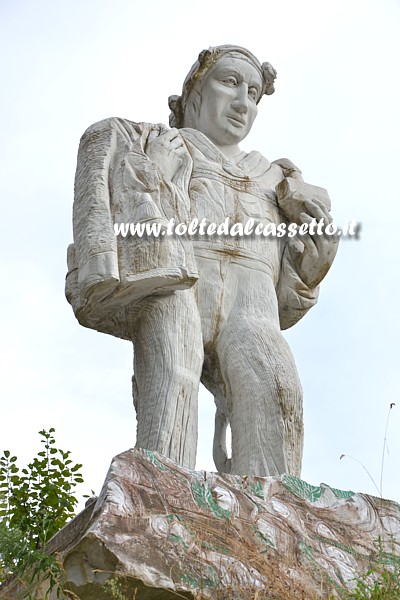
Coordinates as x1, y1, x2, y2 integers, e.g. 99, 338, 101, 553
146, 128, 187, 182
287, 198, 339, 288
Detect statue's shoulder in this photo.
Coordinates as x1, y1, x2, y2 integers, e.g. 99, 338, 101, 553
245, 153, 303, 185
271, 157, 303, 181
79, 117, 168, 145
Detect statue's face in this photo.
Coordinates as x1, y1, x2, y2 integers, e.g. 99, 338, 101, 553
190, 56, 263, 147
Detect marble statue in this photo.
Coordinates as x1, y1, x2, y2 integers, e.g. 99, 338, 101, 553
66, 45, 338, 477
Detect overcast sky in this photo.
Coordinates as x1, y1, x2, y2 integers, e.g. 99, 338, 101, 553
1, 0, 399, 511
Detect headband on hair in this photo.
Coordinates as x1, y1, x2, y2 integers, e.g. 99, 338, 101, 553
168, 45, 277, 128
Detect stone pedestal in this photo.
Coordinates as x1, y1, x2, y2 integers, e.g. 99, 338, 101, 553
2, 448, 400, 599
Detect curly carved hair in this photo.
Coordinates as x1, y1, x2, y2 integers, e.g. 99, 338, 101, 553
168, 45, 277, 128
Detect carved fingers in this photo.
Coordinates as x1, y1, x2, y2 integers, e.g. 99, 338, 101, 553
289, 197, 339, 289
146, 128, 187, 181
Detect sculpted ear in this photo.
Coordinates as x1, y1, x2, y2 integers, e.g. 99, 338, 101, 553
168, 95, 182, 128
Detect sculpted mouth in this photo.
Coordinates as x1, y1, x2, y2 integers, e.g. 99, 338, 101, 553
227, 115, 246, 126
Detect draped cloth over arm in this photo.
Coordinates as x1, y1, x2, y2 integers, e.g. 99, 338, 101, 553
272, 158, 320, 330
66, 117, 198, 340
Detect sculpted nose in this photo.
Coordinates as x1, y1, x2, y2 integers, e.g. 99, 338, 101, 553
232, 83, 249, 114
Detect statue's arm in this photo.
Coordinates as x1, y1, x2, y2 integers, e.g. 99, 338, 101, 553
276, 247, 320, 330
272, 158, 338, 330
66, 118, 197, 336
66, 118, 122, 317
66, 118, 159, 309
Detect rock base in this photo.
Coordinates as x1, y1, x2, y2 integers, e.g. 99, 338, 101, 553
2, 448, 400, 599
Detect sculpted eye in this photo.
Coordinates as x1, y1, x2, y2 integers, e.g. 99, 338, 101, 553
248, 87, 258, 101
223, 76, 238, 86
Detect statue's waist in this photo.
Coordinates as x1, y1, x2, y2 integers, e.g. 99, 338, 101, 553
192, 240, 279, 277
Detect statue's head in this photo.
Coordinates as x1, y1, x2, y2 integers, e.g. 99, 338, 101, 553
168, 45, 276, 147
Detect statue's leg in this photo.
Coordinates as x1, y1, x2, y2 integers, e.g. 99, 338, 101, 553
130, 289, 203, 469
219, 322, 303, 477
215, 266, 304, 477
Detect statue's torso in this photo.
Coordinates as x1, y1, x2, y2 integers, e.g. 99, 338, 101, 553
181, 129, 286, 286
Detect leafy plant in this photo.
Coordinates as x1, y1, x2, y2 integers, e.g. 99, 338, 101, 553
104, 577, 138, 599
0, 428, 84, 598
345, 570, 400, 599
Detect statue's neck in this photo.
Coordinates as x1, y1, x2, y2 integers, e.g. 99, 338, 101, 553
197, 132, 243, 160
181, 128, 248, 163
213, 143, 243, 159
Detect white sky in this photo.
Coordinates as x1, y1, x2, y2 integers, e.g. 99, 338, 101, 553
1, 0, 399, 511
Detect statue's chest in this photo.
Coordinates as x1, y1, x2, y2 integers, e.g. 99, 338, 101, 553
188, 161, 281, 225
